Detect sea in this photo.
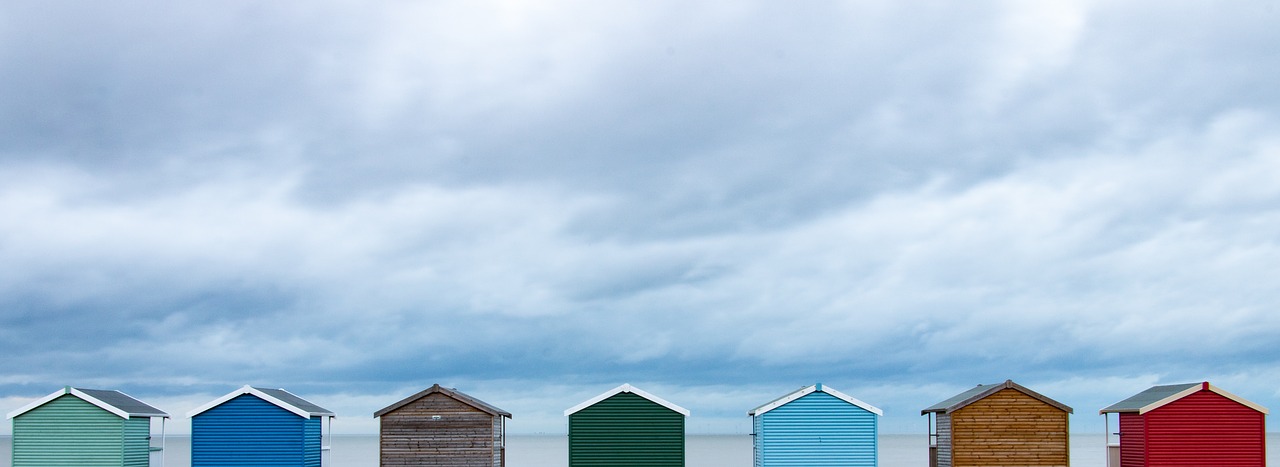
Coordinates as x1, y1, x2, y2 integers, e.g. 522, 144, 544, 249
1, 433, 1276, 466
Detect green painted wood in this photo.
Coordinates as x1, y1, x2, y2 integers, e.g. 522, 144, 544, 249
569, 392, 684, 467
122, 417, 152, 467
12, 394, 127, 467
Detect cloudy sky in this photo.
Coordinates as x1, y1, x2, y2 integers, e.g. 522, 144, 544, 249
2, 1, 1279, 435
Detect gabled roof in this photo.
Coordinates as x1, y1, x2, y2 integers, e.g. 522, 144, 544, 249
187, 385, 335, 419
564, 383, 690, 417
749, 383, 883, 417
921, 380, 1073, 415
1100, 382, 1269, 415
375, 384, 512, 418
7, 387, 169, 420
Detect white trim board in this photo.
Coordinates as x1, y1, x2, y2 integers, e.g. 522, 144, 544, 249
749, 383, 883, 417
187, 385, 324, 419
1140, 382, 1269, 415
8, 387, 131, 419
564, 383, 690, 417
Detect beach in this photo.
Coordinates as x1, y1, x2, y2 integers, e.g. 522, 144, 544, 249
15, 432, 1269, 467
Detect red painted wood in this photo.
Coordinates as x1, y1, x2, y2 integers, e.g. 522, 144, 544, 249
1117, 412, 1145, 467
1139, 389, 1265, 467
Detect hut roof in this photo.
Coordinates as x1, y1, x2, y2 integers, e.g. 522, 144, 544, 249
7, 387, 169, 419
187, 385, 335, 419
749, 383, 883, 416
921, 379, 1073, 415
564, 383, 690, 417
374, 384, 512, 418
1100, 382, 1269, 415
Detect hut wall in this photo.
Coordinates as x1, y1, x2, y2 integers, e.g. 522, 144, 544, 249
1141, 390, 1266, 467
936, 413, 952, 467
753, 391, 878, 467
949, 388, 1069, 467
379, 393, 498, 467
122, 417, 152, 467
568, 392, 684, 467
11, 394, 127, 467
192, 394, 319, 467
491, 415, 503, 467
1117, 413, 1145, 467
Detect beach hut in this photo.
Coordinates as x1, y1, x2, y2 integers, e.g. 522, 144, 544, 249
1099, 381, 1268, 467
748, 383, 883, 467
374, 384, 512, 467
564, 383, 690, 467
921, 380, 1072, 467
6, 386, 170, 467
188, 385, 335, 467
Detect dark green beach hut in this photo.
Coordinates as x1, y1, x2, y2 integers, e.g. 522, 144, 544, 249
564, 383, 690, 467
6, 386, 170, 467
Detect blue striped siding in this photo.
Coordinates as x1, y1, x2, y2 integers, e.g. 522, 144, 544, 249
754, 391, 879, 467
192, 394, 322, 467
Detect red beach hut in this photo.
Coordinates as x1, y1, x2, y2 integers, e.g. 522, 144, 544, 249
1100, 381, 1268, 467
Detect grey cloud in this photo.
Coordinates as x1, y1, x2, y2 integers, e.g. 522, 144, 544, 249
3, 0, 1280, 434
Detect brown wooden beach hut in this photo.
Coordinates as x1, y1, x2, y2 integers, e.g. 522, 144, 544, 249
374, 384, 512, 467
922, 380, 1072, 467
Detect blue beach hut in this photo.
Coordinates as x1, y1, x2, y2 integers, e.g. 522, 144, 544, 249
749, 383, 883, 467
187, 385, 335, 467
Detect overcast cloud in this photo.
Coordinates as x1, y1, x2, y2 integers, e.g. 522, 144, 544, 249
2, 0, 1279, 434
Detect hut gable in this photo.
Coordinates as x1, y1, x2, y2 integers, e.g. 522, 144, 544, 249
8, 387, 169, 420
1101, 382, 1268, 467
923, 380, 1072, 467
749, 383, 882, 417
1100, 382, 1268, 415
564, 383, 689, 417
375, 384, 511, 467
749, 384, 882, 467
566, 384, 689, 467
187, 385, 334, 419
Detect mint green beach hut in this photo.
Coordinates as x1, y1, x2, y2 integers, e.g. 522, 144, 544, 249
7, 386, 170, 467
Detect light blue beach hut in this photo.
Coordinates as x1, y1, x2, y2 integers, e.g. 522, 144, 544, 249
7, 386, 170, 467
748, 383, 883, 467
187, 385, 334, 467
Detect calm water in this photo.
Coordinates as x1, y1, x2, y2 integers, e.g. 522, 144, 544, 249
1, 434, 1276, 466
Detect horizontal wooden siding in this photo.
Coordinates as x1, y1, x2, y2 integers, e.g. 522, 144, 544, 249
379, 393, 497, 467
569, 392, 684, 467
755, 391, 877, 467
1143, 390, 1265, 467
12, 395, 126, 467
192, 394, 312, 467
949, 389, 1068, 467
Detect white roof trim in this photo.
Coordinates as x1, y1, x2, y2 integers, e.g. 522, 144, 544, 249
749, 384, 883, 417
1139, 382, 1270, 415
7, 387, 130, 420
564, 383, 690, 417
186, 385, 318, 419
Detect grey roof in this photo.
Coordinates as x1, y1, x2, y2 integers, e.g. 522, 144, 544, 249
254, 387, 335, 416
76, 388, 170, 418
375, 384, 512, 418
921, 380, 1073, 415
1099, 383, 1200, 413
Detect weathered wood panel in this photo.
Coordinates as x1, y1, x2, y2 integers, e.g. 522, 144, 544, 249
949, 388, 1069, 467
380, 392, 498, 467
